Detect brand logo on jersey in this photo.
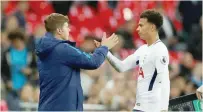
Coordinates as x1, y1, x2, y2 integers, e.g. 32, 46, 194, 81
160, 56, 167, 65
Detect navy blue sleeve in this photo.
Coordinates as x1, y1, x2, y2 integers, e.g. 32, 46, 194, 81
56, 44, 108, 69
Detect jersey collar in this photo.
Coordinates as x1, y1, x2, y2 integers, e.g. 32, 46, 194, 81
148, 39, 161, 48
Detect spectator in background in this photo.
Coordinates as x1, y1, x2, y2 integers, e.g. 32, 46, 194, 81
178, 1, 202, 34
169, 62, 180, 79
5, 16, 20, 33
1, 1, 8, 30
109, 32, 125, 58
1, 32, 10, 57
170, 76, 186, 99
85, 73, 106, 104
115, 29, 134, 49
33, 86, 40, 103
13, 1, 29, 30
27, 24, 46, 52
100, 69, 135, 111
79, 35, 99, 53
187, 16, 202, 61
155, 2, 180, 51
183, 81, 197, 95
20, 83, 34, 103
1, 30, 37, 93
82, 62, 108, 103
179, 52, 195, 79
118, 18, 145, 49
20, 83, 40, 111
190, 63, 202, 87
0, 79, 8, 111
156, 3, 177, 39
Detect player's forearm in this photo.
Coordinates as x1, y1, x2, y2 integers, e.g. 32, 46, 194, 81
106, 52, 127, 72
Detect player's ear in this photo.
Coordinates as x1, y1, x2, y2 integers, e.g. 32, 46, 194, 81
56, 28, 62, 35
151, 24, 156, 32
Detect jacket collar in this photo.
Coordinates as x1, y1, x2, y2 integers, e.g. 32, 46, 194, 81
45, 32, 76, 46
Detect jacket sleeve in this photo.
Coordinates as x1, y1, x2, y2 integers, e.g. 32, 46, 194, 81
56, 44, 108, 70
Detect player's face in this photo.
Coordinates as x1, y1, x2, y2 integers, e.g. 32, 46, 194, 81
136, 18, 153, 40
57, 22, 70, 40
61, 22, 70, 40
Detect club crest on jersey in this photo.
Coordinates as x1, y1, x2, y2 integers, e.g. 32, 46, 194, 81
160, 56, 167, 65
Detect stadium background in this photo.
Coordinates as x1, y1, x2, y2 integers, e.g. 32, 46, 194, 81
1, 1, 202, 111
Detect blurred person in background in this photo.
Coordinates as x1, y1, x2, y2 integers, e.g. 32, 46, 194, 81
178, 1, 202, 35
79, 35, 99, 53
100, 72, 126, 110
13, 1, 29, 30
169, 62, 180, 79
190, 62, 202, 87
27, 24, 46, 52
170, 82, 182, 99
109, 32, 125, 58
179, 52, 195, 79
33, 86, 40, 103
20, 83, 40, 111
187, 16, 202, 61
155, 2, 181, 51
0, 78, 8, 111
117, 22, 136, 49
1, 1, 8, 30
85, 73, 106, 104
81, 61, 108, 102
1, 30, 37, 110
20, 83, 34, 103
4, 16, 20, 33
100, 70, 136, 111
183, 81, 197, 95
1, 32, 10, 57
80, 70, 95, 101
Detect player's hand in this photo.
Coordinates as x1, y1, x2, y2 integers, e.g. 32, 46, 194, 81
97, 32, 119, 50
196, 85, 203, 100
7, 81, 12, 89
21, 67, 32, 76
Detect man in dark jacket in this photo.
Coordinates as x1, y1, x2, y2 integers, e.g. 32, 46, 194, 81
35, 13, 118, 111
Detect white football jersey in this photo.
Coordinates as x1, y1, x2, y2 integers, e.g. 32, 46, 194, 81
107, 39, 170, 112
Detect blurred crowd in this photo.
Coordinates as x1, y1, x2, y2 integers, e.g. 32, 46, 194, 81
1, 1, 202, 111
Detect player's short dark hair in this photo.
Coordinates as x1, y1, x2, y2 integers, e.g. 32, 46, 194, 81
140, 9, 163, 30
44, 13, 69, 34
8, 30, 25, 41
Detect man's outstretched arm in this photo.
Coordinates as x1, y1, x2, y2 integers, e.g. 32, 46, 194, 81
106, 51, 138, 72
58, 33, 119, 70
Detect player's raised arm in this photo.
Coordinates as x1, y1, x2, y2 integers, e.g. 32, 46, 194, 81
56, 33, 119, 70
94, 40, 140, 73
106, 51, 138, 72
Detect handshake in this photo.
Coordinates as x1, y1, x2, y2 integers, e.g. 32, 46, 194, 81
94, 32, 119, 50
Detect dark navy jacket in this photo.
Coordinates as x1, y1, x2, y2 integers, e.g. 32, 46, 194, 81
35, 33, 108, 111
